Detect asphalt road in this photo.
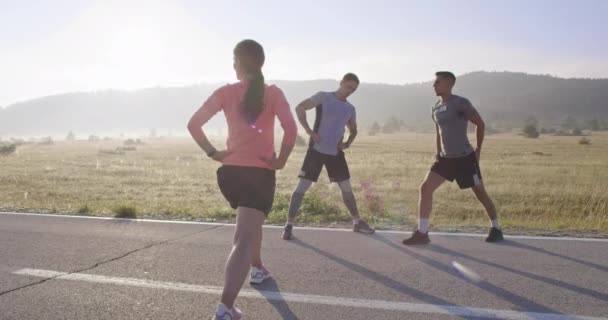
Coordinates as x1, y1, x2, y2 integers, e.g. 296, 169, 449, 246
1, 212, 607, 320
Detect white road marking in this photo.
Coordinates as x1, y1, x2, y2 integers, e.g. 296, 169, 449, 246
13, 268, 607, 320
2, 211, 607, 242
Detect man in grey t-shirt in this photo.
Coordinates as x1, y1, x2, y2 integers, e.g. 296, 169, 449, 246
403, 71, 503, 245
281, 73, 375, 240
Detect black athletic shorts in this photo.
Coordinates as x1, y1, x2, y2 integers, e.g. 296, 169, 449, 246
298, 147, 350, 183
216, 165, 276, 216
430, 152, 482, 189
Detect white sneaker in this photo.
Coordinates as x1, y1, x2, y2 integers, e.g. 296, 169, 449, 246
249, 266, 271, 285
214, 303, 242, 320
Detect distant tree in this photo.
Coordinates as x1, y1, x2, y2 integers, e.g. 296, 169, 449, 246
89, 135, 100, 142
485, 125, 499, 135
571, 127, 583, 136
10, 138, 26, 146
66, 131, 76, 141
586, 117, 601, 131
561, 116, 577, 130
382, 116, 401, 134
525, 116, 539, 128
522, 124, 540, 138
38, 137, 54, 145
540, 128, 557, 134
369, 122, 381, 136
149, 128, 157, 138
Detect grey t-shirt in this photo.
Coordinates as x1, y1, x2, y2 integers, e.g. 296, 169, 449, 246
309, 91, 356, 156
432, 95, 477, 158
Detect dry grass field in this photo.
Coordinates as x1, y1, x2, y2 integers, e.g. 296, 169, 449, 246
1, 132, 607, 237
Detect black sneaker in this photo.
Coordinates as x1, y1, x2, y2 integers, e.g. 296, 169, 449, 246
486, 227, 504, 243
281, 224, 294, 240
402, 230, 430, 245
353, 220, 375, 234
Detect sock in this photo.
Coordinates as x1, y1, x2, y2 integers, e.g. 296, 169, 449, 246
419, 219, 429, 233
288, 192, 305, 221
341, 191, 360, 220
491, 219, 501, 230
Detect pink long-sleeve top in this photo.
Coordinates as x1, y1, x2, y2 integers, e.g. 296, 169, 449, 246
188, 80, 297, 170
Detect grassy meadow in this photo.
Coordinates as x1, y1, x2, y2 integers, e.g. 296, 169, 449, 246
1, 132, 607, 237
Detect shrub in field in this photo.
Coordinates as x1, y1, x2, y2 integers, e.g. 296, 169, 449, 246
0, 143, 17, 155
124, 139, 144, 146
77, 204, 92, 214
99, 148, 125, 155
99, 146, 137, 154
38, 137, 54, 145
113, 205, 137, 219
300, 192, 342, 218
579, 137, 591, 145
360, 179, 385, 216
522, 124, 540, 138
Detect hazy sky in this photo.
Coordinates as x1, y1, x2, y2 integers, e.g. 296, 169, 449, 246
1, 0, 607, 106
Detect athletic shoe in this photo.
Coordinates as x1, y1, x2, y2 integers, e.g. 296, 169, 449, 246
402, 230, 431, 245
353, 220, 375, 234
214, 303, 242, 320
249, 266, 272, 285
281, 224, 294, 240
485, 227, 504, 243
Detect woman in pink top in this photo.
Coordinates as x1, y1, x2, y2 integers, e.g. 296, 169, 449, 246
188, 39, 297, 320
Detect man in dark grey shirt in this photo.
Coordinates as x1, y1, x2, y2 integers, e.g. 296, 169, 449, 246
403, 71, 503, 245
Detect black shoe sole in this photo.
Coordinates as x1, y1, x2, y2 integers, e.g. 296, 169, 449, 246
353, 229, 376, 234
402, 239, 431, 246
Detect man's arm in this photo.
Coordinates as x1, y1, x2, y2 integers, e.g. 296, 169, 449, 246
340, 116, 358, 149
295, 98, 321, 142
435, 123, 441, 158
469, 111, 485, 160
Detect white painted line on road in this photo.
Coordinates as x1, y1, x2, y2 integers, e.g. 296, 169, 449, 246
2, 211, 608, 242
13, 268, 607, 320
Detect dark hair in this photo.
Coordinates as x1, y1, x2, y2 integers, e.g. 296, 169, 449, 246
342, 73, 360, 84
234, 40, 265, 124
435, 71, 456, 85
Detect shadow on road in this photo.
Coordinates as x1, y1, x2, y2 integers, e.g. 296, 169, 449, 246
291, 238, 478, 320
251, 278, 300, 320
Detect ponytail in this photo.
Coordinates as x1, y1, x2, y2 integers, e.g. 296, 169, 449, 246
234, 39, 266, 124
242, 71, 265, 124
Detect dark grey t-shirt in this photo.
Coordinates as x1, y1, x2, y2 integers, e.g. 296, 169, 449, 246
432, 95, 477, 158
310, 91, 356, 156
